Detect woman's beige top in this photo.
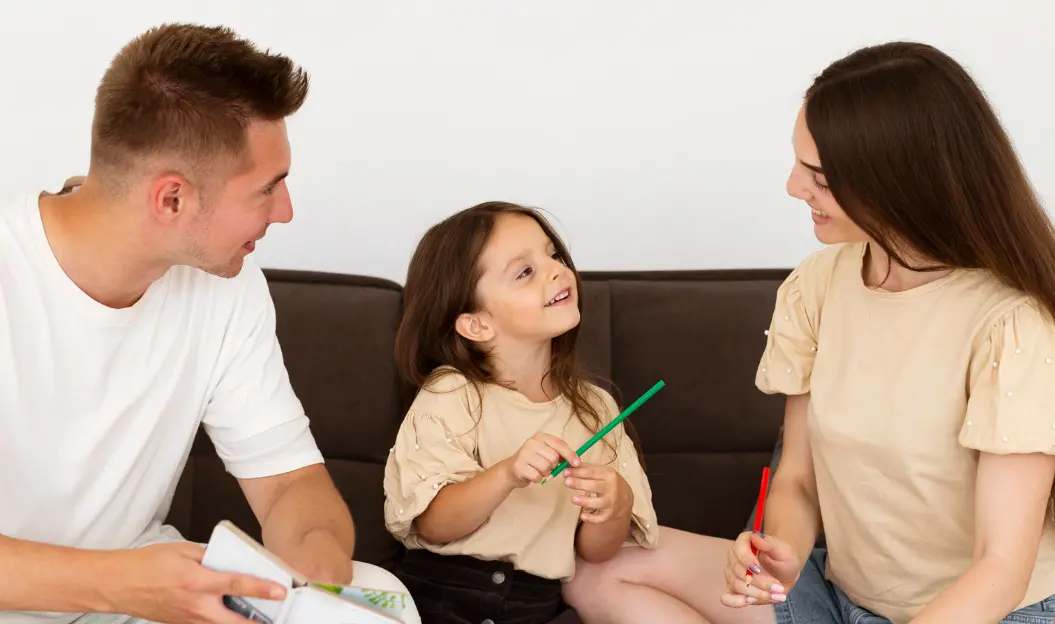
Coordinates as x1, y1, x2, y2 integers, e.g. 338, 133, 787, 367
383, 368, 659, 580
757, 241, 1055, 623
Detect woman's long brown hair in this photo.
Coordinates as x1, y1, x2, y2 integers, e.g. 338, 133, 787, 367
805, 42, 1055, 319
395, 202, 638, 462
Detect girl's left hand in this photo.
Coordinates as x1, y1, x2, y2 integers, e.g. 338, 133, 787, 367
562, 464, 633, 523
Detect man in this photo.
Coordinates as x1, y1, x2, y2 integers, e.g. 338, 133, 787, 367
0, 24, 404, 623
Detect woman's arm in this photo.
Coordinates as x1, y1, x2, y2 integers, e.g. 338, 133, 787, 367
764, 393, 823, 566
722, 393, 823, 606
911, 451, 1055, 623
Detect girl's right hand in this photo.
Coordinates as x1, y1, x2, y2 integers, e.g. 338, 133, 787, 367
503, 433, 580, 488
720, 531, 802, 608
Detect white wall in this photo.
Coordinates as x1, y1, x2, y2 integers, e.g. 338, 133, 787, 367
1, 1, 1052, 282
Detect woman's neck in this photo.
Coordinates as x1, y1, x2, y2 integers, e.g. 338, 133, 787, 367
487, 339, 556, 403
864, 240, 954, 292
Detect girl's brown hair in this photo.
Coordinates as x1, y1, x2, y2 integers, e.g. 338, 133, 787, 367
804, 42, 1055, 320
395, 202, 635, 461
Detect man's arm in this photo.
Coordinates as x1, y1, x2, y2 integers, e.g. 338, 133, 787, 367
0, 536, 285, 620
239, 463, 357, 583
0, 536, 109, 612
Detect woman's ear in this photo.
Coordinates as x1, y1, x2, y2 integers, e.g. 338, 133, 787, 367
455, 312, 495, 343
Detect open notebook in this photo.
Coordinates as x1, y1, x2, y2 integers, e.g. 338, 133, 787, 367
201, 520, 412, 623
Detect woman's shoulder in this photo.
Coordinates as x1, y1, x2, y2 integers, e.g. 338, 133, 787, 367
790, 241, 862, 284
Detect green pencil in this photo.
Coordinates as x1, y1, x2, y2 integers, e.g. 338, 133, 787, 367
541, 380, 665, 485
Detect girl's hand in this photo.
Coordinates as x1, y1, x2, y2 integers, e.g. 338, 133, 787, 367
720, 531, 801, 608
563, 463, 633, 524
503, 433, 580, 488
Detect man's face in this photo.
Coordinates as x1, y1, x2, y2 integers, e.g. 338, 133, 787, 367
182, 119, 294, 278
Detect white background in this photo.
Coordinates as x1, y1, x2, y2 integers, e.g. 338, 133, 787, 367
1, 1, 1051, 282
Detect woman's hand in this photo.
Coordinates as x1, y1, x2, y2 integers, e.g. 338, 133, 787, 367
720, 531, 802, 607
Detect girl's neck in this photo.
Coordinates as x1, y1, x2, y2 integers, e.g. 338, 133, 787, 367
488, 339, 556, 403
864, 240, 953, 292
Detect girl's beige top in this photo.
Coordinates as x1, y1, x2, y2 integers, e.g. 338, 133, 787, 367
383, 368, 659, 580
756, 241, 1055, 623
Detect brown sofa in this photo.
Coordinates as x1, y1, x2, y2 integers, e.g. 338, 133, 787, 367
164, 266, 791, 621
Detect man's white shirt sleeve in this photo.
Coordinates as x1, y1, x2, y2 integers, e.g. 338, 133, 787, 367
201, 256, 324, 479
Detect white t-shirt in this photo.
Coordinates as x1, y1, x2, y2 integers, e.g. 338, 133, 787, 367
0, 191, 324, 620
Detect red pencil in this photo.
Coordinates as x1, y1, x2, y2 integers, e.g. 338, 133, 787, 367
745, 466, 770, 585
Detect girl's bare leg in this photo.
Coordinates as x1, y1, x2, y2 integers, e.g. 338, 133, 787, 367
562, 527, 776, 624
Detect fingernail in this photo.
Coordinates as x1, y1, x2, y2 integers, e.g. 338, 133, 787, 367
749, 564, 761, 574
566, 478, 574, 487
771, 584, 784, 593
754, 531, 766, 538
746, 597, 758, 604
573, 496, 581, 504
270, 587, 285, 599
771, 593, 787, 603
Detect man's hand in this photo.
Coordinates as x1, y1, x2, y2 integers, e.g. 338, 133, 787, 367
277, 529, 353, 585
563, 463, 633, 524
104, 542, 287, 624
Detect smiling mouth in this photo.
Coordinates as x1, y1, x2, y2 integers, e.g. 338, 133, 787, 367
545, 288, 571, 307
811, 207, 829, 218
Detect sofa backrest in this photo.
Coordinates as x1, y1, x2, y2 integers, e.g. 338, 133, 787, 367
165, 268, 790, 570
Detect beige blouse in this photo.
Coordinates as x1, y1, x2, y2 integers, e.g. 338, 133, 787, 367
383, 368, 659, 580
756, 241, 1055, 623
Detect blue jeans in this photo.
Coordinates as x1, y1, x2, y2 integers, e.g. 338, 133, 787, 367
775, 549, 1055, 624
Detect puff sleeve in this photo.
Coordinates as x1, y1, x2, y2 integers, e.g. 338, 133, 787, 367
960, 299, 1055, 454
383, 382, 484, 541
598, 391, 660, 549
755, 258, 824, 396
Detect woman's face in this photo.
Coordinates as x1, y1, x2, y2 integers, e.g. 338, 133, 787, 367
786, 106, 868, 245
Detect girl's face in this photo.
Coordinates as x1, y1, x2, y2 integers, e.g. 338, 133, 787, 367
786, 106, 869, 245
470, 213, 580, 346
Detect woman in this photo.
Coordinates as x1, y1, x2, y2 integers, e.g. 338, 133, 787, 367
563, 41, 1055, 624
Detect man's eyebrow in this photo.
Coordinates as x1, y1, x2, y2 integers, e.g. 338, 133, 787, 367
263, 171, 289, 190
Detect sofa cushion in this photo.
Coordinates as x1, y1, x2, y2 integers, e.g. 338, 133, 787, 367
579, 270, 789, 539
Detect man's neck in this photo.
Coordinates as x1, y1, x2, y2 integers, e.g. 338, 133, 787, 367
488, 339, 556, 403
38, 184, 172, 309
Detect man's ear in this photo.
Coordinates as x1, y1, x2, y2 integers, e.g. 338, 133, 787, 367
149, 174, 197, 224
455, 312, 495, 344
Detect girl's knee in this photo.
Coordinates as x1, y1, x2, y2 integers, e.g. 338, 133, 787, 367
563, 559, 619, 610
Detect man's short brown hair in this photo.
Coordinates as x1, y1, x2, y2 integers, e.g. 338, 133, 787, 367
91, 23, 309, 179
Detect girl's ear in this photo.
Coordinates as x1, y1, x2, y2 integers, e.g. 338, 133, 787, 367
455, 312, 495, 343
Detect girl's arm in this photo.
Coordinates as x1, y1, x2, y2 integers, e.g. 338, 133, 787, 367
569, 465, 634, 563
911, 451, 1055, 624
415, 432, 580, 544
414, 458, 518, 544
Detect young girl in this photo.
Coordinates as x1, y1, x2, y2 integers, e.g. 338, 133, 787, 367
565, 42, 1055, 624
382, 202, 662, 623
